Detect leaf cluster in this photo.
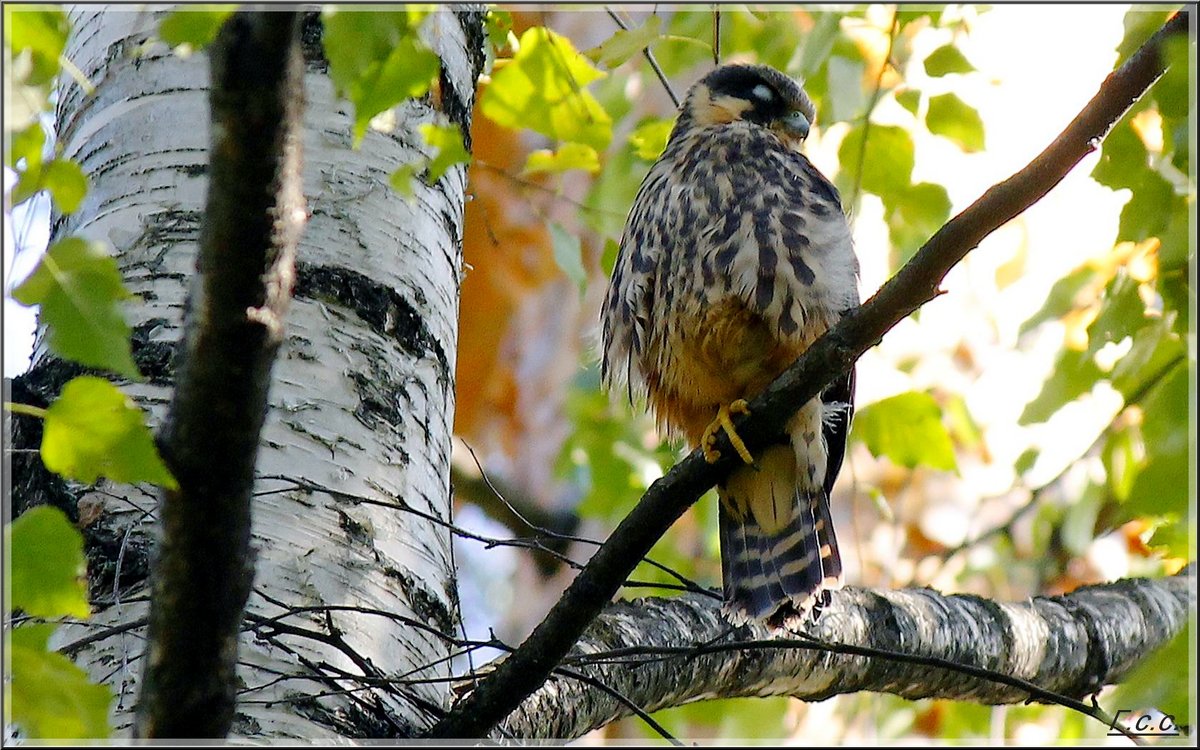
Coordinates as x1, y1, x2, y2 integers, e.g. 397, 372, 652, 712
4, 7, 190, 740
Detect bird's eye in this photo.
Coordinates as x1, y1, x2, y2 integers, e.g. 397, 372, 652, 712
783, 109, 811, 137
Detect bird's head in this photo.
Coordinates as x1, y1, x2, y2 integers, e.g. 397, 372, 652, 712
684, 64, 816, 148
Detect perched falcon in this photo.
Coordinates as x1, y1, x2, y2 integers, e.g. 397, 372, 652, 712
600, 64, 860, 625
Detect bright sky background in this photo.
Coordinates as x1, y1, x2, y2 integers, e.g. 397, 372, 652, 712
3, 168, 49, 376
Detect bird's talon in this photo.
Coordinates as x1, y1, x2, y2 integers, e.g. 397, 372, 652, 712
702, 401, 755, 465
703, 432, 722, 463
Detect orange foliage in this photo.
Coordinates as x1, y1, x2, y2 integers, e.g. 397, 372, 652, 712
454, 103, 560, 452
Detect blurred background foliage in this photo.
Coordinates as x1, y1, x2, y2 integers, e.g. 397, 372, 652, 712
448, 4, 1194, 742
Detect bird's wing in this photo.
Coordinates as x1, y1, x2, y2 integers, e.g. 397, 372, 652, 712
600, 158, 676, 403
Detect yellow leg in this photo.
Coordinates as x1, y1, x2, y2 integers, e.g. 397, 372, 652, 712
702, 399, 754, 465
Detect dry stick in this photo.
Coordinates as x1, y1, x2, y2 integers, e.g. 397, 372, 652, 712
426, 11, 1189, 740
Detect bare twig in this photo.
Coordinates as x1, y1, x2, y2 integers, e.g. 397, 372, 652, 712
605, 7, 680, 108
712, 5, 720, 65
849, 6, 901, 212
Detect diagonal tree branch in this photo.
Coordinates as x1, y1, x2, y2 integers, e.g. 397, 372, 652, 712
499, 565, 1195, 739
426, 9, 1189, 740
135, 11, 306, 739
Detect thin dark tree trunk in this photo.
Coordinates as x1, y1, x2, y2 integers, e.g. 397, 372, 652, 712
135, 11, 305, 738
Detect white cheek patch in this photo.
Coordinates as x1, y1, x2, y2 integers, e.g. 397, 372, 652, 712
752, 84, 774, 102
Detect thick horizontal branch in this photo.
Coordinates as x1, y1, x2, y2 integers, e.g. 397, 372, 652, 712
426, 10, 1189, 739
500, 566, 1195, 740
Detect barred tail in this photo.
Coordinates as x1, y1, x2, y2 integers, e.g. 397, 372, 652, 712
719, 489, 842, 624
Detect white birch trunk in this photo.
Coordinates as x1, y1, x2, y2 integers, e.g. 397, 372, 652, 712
49, 6, 477, 737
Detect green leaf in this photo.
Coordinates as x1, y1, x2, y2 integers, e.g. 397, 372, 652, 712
6, 137, 75, 208
417, 122, 470, 184
322, 7, 439, 144
523, 142, 600, 175
826, 54, 867, 123
1125, 363, 1188, 520
1115, 9, 1174, 67
158, 5, 236, 49
895, 88, 921, 116
586, 16, 661, 69
600, 237, 620, 277
656, 11, 714, 77
483, 8, 512, 52
10, 237, 138, 378
549, 223, 587, 293
1019, 347, 1104, 425
792, 11, 841, 80
4, 139, 82, 214
1014, 447, 1039, 476
1092, 116, 1147, 191
42, 158, 89, 213
582, 134, 648, 237
1109, 616, 1193, 723
628, 117, 674, 162
1110, 319, 1184, 401
1085, 271, 1148, 358
7, 625, 113, 739
1157, 193, 1190, 271
1152, 34, 1189, 119
837, 124, 914, 199
886, 181, 951, 269
481, 27, 612, 150
389, 163, 419, 198
1101, 423, 1139, 503
6, 506, 90, 618
7, 121, 46, 169
851, 391, 958, 472
41, 375, 179, 489
923, 44, 975, 76
5, 6, 70, 86
1019, 265, 1099, 335
1157, 203, 1191, 335
926, 92, 985, 152
1117, 171, 1174, 243
557, 368, 678, 524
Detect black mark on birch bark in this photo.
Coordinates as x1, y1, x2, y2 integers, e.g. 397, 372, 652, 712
294, 262, 450, 385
